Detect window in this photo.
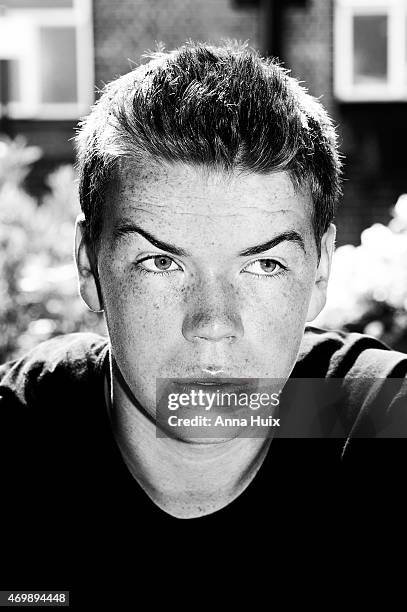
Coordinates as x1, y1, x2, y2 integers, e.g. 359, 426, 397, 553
0, 0, 93, 119
334, 0, 407, 101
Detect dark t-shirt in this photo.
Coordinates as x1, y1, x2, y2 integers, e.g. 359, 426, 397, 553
1, 326, 406, 600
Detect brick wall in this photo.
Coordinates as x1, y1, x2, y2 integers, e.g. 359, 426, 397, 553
277, 0, 406, 247
93, 0, 260, 87
281, 0, 334, 116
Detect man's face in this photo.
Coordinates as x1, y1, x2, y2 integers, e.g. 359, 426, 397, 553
78, 160, 333, 418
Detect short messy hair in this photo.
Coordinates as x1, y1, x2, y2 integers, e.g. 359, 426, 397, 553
75, 40, 342, 261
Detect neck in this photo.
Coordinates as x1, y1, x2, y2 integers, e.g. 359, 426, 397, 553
104, 355, 273, 518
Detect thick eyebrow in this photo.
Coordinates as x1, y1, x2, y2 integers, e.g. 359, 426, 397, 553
112, 221, 190, 256
237, 230, 306, 256
112, 221, 306, 257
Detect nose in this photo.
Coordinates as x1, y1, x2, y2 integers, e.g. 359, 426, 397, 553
182, 275, 244, 344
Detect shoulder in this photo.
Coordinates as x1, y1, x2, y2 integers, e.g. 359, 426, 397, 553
295, 325, 407, 378
0, 332, 109, 409
291, 327, 407, 446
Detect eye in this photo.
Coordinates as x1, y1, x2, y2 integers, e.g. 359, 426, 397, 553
241, 259, 287, 278
136, 255, 182, 275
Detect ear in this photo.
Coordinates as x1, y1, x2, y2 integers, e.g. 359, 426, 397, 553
306, 223, 336, 323
74, 214, 104, 312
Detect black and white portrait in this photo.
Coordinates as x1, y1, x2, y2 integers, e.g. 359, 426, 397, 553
1, 0, 406, 605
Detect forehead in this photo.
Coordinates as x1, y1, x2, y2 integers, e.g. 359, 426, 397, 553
104, 157, 313, 231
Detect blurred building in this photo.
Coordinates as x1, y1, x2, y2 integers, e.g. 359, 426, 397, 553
0, 0, 93, 191
0, 0, 406, 245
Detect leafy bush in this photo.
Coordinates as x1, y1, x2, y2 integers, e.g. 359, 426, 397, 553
0, 135, 106, 363
314, 194, 407, 352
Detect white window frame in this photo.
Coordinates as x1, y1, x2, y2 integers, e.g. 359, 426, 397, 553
0, 0, 94, 119
334, 0, 407, 101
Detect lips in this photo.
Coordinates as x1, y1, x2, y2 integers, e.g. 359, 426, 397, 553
170, 378, 256, 395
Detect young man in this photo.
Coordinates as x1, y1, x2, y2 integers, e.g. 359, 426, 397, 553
1, 41, 406, 592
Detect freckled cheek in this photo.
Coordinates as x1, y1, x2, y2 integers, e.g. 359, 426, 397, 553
101, 268, 184, 341
242, 280, 312, 340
